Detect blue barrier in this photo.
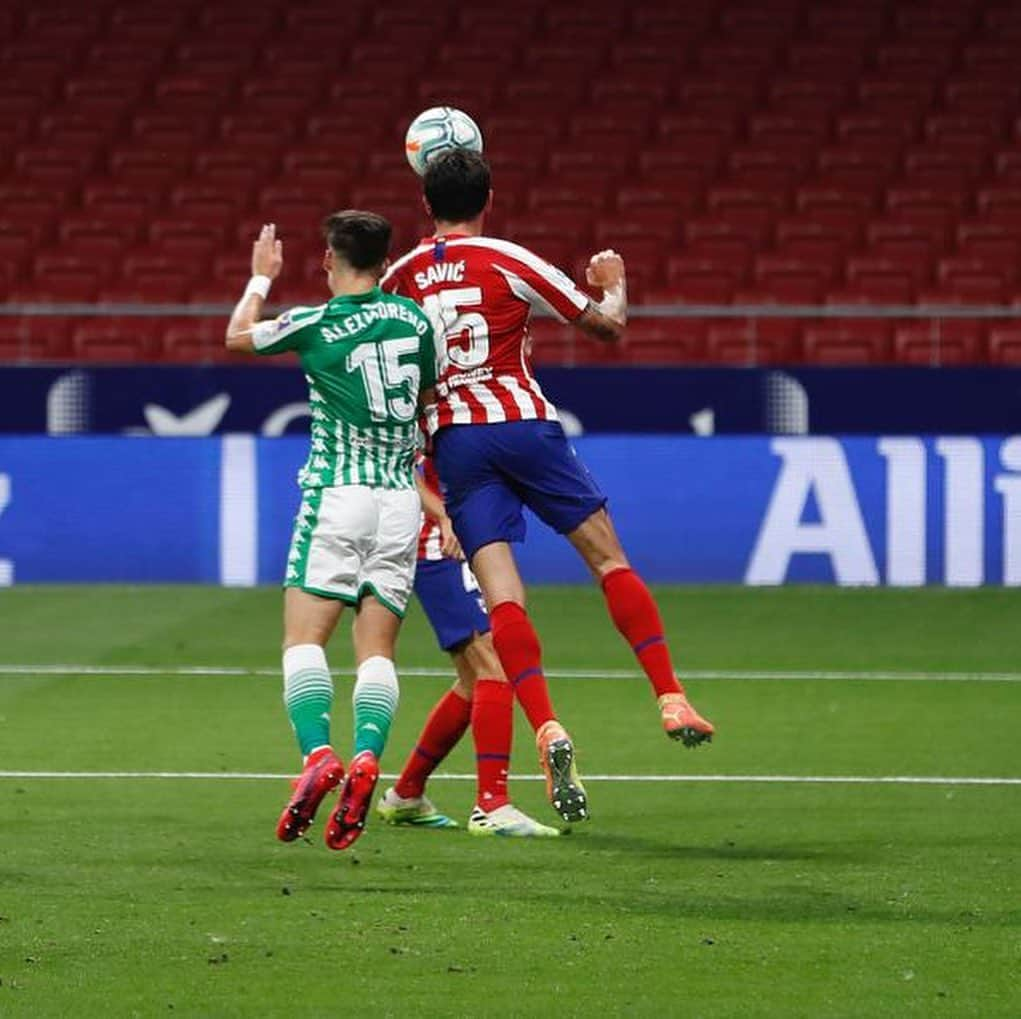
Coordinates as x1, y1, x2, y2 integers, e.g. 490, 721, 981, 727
0, 435, 1017, 586
5, 364, 1021, 436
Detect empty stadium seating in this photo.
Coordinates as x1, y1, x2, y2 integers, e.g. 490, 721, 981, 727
1, 0, 1021, 365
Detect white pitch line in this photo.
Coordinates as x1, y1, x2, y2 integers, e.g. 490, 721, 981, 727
0, 771, 1018, 786
1, 664, 1021, 683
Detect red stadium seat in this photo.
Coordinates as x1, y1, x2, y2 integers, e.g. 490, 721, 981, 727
665, 257, 742, 303
955, 222, 1021, 264
622, 321, 708, 364
857, 77, 935, 117
706, 320, 800, 364
773, 221, 852, 271
71, 323, 159, 363
988, 328, 1021, 364
161, 321, 231, 363
976, 187, 1021, 229
683, 220, 760, 266
726, 148, 808, 192
794, 189, 871, 236
802, 322, 893, 364
944, 78, 1021, 116
814, 148, 896, 192
893, 322, 984, 365
57, 217, 140, 259
844, 258, 920, 303
752, 257, 829, 303
936, 259, 1011, 303
0, 318, 76, 362
147, 220, 225, 260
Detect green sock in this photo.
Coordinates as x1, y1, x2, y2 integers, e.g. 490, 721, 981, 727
282, 644, 333, 758
353, 656, 399, 758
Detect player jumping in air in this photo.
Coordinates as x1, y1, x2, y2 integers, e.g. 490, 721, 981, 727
377, 452, 559, 837
226, 213, 437, 850
383, 150, 715, 824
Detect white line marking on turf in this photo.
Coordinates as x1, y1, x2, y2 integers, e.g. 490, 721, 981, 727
0, 771, 1018, 786
2, 664, 1021, 683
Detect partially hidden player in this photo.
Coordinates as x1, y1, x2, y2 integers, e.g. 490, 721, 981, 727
383, 150, 715, 825
377, 452, 559, 838
226, 213, 437, 850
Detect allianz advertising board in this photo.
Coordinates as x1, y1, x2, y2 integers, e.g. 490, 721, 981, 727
0, 435, 1016, 587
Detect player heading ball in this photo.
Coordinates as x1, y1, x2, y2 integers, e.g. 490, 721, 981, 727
384, 150, 715, 825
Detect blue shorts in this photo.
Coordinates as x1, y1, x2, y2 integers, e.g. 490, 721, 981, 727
433, 420, 607, 560
414, 557, 490, 651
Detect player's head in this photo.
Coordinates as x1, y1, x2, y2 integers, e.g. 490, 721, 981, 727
321, 210, 392, 283
422, 149, 492, 225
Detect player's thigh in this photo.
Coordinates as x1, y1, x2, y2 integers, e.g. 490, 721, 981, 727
283, 586, 345, 648
503, 421, 608, 539
567, 507, 630, 580
352, 594, 402, 664
433, 425, 527, 561
358, 487, 421, 621
470, 541, 526, 608
285, 485, 374, 603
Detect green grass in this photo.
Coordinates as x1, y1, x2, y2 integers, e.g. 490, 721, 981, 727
0, 585, 1019, 1018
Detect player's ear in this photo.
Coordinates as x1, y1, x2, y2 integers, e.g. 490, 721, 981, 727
486, 189, 494, 213
422, 194, 434, 219
322, 248, 332, 274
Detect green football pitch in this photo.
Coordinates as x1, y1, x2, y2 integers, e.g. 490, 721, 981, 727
0, 585, 1019, 1018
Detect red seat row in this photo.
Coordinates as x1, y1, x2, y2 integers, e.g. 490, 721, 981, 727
4, 0, 1021, 365
5, 317, 1021, 367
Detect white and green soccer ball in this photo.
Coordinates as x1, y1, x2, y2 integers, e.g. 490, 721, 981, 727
404, 107, 484, 176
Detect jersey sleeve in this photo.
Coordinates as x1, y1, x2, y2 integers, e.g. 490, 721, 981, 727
379, 264, 404, 296
490, 241, 590, 323
250, 305, 325, 356
418, 317, 437, 391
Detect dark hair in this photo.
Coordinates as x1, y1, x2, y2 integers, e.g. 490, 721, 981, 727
322, 210, 392, 270
423, 149, 491, 222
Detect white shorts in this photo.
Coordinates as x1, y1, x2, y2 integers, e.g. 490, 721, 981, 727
285, 485, 421, 617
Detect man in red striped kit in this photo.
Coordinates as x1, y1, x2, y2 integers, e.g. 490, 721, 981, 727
377, 452, 558, 837
383, 149, 714, 824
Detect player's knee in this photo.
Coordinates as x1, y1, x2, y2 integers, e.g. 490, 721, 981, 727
282, 631, 327, 651
460, 631, 505, 682
451, 675, 475, 700
571, 509, 630, 577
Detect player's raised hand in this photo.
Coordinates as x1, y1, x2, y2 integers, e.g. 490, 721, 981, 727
586, 249, 625, 290
252, 223, 284, 279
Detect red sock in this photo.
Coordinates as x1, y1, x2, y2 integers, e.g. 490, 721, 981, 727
490, 601, 556, 732
471, 678, 512, 811
601, 567, 684, 698
394, 688, 471, 799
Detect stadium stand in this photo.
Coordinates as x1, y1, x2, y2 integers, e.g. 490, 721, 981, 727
1, 0, 1021, 364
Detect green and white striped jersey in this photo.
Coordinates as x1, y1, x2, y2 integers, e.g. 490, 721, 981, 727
252, 287, 436, 490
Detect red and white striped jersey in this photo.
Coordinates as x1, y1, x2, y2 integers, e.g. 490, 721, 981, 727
382, 234, 590, 435
417, 453, 444, 562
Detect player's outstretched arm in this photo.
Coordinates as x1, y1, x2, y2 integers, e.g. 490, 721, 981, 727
225, 224, 284, 353
575, 249, 627, 343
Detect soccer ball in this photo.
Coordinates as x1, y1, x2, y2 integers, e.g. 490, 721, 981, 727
404, 107, 484, 176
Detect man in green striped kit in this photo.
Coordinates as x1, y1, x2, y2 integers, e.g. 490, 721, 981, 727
226, 213, 437, 851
